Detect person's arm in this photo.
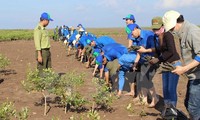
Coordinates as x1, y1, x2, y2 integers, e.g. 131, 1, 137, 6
172, 60, 199, 75
137, 46, 155, 53
172, 30, 200, 75
34, 29, 42, 63
37, 50, 42, 63
133, 53, 140, 71
128, 39, 133, 48
99, 65, 104, 78
92, 64, 99, 77
80, 48, 86, 62
159, 32, 176, 61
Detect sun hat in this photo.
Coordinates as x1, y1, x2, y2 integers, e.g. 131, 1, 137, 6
162, 10, 180, 32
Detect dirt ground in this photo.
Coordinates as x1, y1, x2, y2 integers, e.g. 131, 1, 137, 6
0, 35, 189, 120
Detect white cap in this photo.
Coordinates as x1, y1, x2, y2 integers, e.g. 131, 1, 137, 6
78, 28, 85, 32
162, 10, 180, 32
75, 34, 81, 40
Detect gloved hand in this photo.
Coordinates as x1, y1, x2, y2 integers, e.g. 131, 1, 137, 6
149, 58, 159, 64
128, 45, 141, 52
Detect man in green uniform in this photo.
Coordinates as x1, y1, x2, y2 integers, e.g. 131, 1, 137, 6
34, 12, 53, 75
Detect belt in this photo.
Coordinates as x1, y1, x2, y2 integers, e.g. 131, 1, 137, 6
41, 48, 50, 50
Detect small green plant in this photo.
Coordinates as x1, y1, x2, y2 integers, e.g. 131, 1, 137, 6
51, 116, 60, 120
16, 107, 29, 120
139, 109, 147, 117
69, 115, 84, 120
92, 78, 116, 110
87, 109, 100, 120
51, 72, 86, 113
0, 101, 16, 120
22, 68, 59, 115
126, 103, 135, 114
0, 54, 10, 69
0, 101, 29, 120
65, 92, 88, 111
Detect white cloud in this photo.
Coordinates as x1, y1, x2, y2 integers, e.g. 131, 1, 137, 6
157, 0, 200, 8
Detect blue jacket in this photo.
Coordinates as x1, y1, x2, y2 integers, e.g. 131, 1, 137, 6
94, 36, 116, 49
118, 52, 137, 67
63, 28, 69, 37
68, 30, 78, 43
135, 30, 158, 63
103, 43, 128, 61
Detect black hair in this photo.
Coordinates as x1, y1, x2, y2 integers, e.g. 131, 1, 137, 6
177, 15, 184, 23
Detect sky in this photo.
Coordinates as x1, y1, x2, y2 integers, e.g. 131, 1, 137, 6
0, 0, 200, 29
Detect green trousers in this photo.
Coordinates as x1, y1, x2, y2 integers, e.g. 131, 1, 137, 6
106, 59, 119, 77
36, 49, 51, 75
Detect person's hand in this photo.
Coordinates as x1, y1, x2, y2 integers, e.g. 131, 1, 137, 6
149, 58, 159, 64
132, 62, 138, 71
132, 66, 137, 71
137, 46, 146, 53
172, 66, 187, 75
37, 55, 42, 63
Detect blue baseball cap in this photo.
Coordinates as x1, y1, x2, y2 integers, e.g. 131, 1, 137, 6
125, 23, 140, 35
40, 12, 53, 21
86, 36, 95, 45
123, 14, 135, 21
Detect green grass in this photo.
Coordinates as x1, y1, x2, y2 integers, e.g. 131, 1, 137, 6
0, 29, 53, 42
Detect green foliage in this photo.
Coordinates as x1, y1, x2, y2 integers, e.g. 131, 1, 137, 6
22, 68, 59, 92
51, 72, 87, 111
0, 101, 29, 120
51, 116, 60, 120
126, 103, 135, 114
92, 78, 116, 109
0, 101, 16, 120
65, 92, 88, 109
0, 54, 10, 69
87, 109, 100, 120
16, 107, 29, 120
22, 69, 87, 113
0, 29, 53, 41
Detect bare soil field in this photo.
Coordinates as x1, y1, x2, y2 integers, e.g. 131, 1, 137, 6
0, 34, 188, 120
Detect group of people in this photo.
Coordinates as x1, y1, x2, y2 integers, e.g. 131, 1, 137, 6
34, 11, 200, 120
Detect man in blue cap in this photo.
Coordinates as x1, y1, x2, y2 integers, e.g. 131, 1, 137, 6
84, 36, 116, 68
123, 14, 136, 26
92, 43, 128, 87
123, 14, 140, 97
126, 23, 159, 107
34, 12, 53, 76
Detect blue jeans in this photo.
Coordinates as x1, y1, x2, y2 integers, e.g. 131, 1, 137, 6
162, 71, 179, 106
185, 79, 200, 120
118, 65, 132, 91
